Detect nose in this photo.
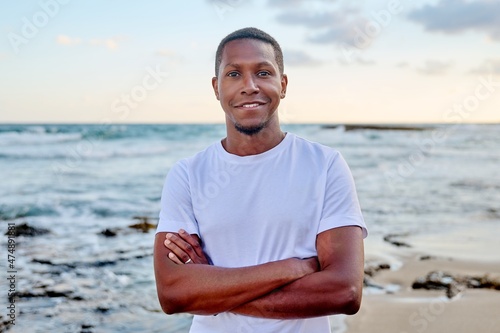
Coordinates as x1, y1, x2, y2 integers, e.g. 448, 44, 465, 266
241, 74, 259, 95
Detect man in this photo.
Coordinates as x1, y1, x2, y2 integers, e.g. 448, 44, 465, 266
154, 27, 367, 333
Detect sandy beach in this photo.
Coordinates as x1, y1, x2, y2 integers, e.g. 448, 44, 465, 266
342, 233, 500, 333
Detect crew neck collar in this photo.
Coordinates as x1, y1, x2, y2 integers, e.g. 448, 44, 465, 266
217, 132, 292, 163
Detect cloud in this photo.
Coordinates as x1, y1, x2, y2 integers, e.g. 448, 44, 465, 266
57, 35, 81, 46
276, 9, 368, 45
469, 59, 500, 75
268, 0, 304, 7
408, 0, 500, 41
89, 37, 121, 50
268, 0, 337, 8
276, 10, 343, 29
156, 49, 177, 58
57, 35, 123, 50
338, 56, 375, 66
156, 49, 184, 66
417, 60, 453, 75
284, 50, 322, 67
355, 57, 376, 66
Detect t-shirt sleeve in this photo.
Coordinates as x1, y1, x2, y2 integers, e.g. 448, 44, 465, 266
156, 160, 200, 236
318, 152, 367, 238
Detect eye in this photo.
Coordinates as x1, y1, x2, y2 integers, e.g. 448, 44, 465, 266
227, 71, 240, 77
257, 71, 271, 77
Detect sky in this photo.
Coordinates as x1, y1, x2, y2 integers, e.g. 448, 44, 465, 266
0, 0, 499, 124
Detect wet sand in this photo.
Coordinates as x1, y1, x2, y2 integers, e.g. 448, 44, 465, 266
342, 235, 500, 333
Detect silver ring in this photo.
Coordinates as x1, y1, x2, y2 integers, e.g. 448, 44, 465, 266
184, 258, 192, 264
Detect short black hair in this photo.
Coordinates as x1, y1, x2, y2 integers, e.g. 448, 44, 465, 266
214, 27, 284, 77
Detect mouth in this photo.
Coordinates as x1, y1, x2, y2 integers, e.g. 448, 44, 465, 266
235, 101, 266, 109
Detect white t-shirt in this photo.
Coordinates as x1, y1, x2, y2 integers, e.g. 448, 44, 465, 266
157, 133, 367, 333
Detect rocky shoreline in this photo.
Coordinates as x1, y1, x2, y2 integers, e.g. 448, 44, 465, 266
345, 232, 500, 333
3, 222, 499, 333
322, 124, 432, 131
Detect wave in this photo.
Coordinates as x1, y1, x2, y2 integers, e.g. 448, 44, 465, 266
0, 144, 172, 160
0, 131, 82, 146
0, 204, 59, 220
0, 124, 226, 145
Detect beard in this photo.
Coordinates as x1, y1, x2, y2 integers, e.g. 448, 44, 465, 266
234, 120, 268, 136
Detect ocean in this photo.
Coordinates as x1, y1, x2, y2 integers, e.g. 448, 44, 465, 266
1, 123, 499, 332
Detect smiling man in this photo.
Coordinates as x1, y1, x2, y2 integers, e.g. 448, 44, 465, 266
154, 27, 367, 333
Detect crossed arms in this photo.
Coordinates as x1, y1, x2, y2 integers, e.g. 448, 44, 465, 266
154, 225, 364, 319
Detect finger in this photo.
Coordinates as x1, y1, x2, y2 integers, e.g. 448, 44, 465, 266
164, 235, 191, 264
178, 229, 204, 258
167, 233, 197, 260
167, 250, 184, 265
178, 230, 210, 265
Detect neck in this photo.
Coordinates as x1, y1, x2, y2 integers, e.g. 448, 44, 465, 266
222, 118, 285, 156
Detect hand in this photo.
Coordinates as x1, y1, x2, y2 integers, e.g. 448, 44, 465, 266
164, 229, 210, 265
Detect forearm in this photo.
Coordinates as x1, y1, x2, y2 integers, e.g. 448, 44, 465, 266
154, 233, 316, 315
230, 268, 362, 319
231, 227, 365, 319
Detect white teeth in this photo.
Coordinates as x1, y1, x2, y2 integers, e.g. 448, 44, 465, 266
242, 103, 260, 108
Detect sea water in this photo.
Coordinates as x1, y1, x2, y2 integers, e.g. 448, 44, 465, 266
0, 123, 499, 332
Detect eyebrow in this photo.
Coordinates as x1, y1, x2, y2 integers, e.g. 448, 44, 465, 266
223, 61, 275, 69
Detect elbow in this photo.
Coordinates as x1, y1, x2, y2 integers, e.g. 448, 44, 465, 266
158, 289, 218, 316
161, 302, 181, 316
158, 289, 186, 315
341, 284, 362, 315
159, 299, 180, 316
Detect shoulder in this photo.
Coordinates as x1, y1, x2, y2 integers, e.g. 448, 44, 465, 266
288, 133, 342, 162
172, 141, 220, 169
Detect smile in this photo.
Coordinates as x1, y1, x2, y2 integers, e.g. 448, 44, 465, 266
235, 101, 266, 109
241, 103, 261, 108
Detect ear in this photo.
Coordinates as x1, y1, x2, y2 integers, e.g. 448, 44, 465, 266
212, 76, 220, 100
280, 74, 288, 99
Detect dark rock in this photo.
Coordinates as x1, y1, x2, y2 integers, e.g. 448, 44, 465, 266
363, 261, 391, 289
16, 283, 74, 299
4, 222, 50, 237
81, 323, 94, 332
129, 216, 157, 233
364, 262, 391, 277
45, 290, 72, 298
100, 228, 118, 237
363, 276, 384, 289
464, 275, 500, 290
93, 260, 118, 267
412, 270, 500, 298
95, 305, 110, 313
419, 255, 435, 261
1, 314, 14, 332
383, 233, 411, 248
